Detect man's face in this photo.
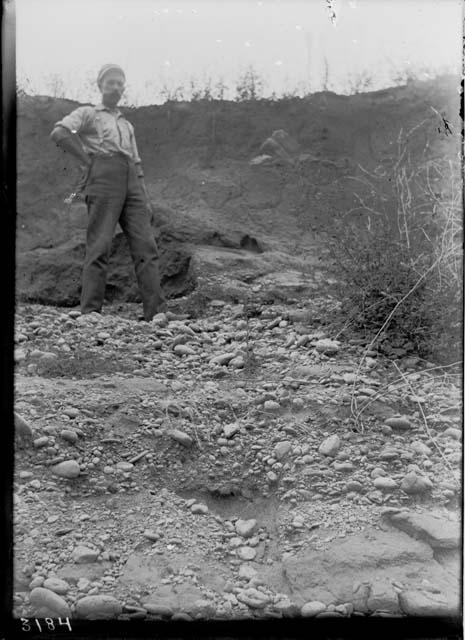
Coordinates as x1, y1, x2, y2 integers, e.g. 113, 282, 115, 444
100, 71, 125, 106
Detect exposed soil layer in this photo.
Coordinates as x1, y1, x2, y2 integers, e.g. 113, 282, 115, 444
17, 76, 460, 305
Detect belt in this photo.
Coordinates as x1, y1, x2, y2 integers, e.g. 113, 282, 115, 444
92, 152, 132, 161
65, 153, 134, 203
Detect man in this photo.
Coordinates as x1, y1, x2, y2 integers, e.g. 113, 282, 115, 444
50, 63, 166, 321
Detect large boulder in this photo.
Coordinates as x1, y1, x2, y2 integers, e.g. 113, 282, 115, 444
385, 511, 460, 550
17, 230, 193, 306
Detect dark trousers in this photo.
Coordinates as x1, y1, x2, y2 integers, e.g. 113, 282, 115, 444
81, 155, 165, 320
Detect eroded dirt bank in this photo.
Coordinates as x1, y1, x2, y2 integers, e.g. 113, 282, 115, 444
17, 76, 460, 305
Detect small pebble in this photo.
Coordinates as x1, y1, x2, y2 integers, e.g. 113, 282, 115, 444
168, 429, 193, 448
191, 503, 209, 514
264, 400, 281, 413
60, 430, 79, 444
301, 601, 327, 617
75, 595, 122, 620
33, 436, 49, 449
401, 472, 433, 495
235, 519, 258, 538
43, 577, 70, 595
62, 408, 80, 419
385, 416, 412, 431
319, 435, 340, 457
51, 460, 80, 478
373, 477, 398, 491
72, 546, 99, 563
238, 546, 257, 561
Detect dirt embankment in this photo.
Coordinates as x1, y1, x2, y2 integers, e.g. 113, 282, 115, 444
16, 76, 460, 306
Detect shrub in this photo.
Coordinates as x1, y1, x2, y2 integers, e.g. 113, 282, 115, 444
324, 124, 462, 362
180, 289, 211, 319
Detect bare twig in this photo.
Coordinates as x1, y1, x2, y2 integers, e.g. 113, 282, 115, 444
353, 361, 462, 422
391, 361, 459, 482
191, 423, 202, 450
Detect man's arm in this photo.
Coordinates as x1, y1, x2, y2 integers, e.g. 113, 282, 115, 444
50, 126, 93, 167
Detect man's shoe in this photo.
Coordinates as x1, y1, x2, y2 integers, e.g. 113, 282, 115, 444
139, 302, 168, 322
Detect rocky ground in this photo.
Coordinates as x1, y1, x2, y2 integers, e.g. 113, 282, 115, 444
13, 283, 461, 622
13, 75, 462, 625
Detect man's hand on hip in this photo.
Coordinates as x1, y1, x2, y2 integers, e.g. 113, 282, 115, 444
50, 127, 93, 167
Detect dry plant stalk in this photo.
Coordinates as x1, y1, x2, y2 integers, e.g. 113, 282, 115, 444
352, 361, 462, 424
391, 361, 459, 483
345, 119, 462, 428
349, 250, 449, 430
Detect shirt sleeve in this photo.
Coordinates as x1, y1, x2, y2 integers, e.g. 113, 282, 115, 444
54, 106, 93, 134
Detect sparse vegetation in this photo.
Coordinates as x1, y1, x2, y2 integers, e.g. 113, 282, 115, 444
234, 66, 264, 102
177, 274, 230, 319
179, 289, 211, 319
323, 122, 462, 362
347, 70, 374, 94
16, 64, 457, 106
30, 350, 135, 378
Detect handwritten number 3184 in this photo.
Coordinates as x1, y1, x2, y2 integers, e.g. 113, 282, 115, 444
21, 618, 72, 632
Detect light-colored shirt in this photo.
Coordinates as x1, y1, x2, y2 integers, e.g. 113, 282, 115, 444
54, 104, 142, 168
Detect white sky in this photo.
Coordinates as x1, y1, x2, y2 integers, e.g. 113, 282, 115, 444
15, 0, 462, 104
